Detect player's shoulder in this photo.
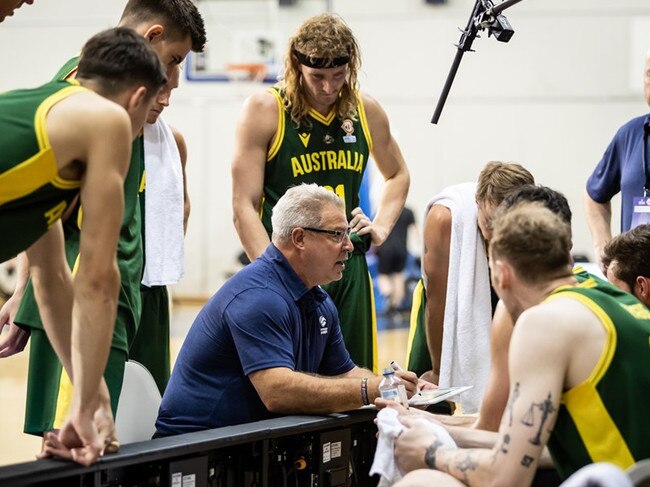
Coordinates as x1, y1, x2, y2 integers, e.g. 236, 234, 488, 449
425, 204, 452, 228
244, 88, 280, 113
64, 90, 128, 121
237, 88, 280, 130
358, 91, 383, 113
518, 295, 597, 340
169, 124, 186, 145
49, 90, 130, 138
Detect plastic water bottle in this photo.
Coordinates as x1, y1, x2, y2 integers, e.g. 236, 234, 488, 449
379, 367, 408, 407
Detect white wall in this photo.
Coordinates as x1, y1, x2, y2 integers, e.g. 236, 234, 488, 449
2, 0, 649, 296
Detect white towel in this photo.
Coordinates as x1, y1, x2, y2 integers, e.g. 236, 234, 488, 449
560, 463, 632, 487
141, 117, 185, 286
422, 182, 491, 413
370, 408, 405, 487
370, 409, 457, 486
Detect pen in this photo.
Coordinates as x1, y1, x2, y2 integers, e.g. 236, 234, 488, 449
390, 361, 420, 395
389, 360, 403, 371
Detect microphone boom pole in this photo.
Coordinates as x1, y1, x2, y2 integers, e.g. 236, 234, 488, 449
431, 0, 525, 124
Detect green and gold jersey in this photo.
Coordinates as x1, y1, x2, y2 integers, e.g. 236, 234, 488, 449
0, 80, 85, 261
52, 55, 80, 82
545, 278, 650, 478
58, 136, 144, 351
57, 55, 144, 349
14, 57, 143, 352
261, 87, 373, 235
138, 142, 147, 276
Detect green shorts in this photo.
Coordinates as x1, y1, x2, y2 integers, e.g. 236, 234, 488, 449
129, 284, 170, 395
14, 229, 140, 353
24, 328, 126, 436
322, 234, 377, 373
16, 234, 140, 436
405, 278, 432, 376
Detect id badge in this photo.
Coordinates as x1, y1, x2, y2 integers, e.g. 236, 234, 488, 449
631, 196, 650, 229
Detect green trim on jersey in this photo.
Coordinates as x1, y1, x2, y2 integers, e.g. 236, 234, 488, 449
261, 87, 373, 235
0, 81, 85, 261
545, 278, 650, 479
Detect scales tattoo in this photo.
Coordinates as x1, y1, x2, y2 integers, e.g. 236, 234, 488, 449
521, 392, 556, 446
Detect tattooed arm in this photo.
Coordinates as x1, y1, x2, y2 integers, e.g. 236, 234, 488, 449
396, 304, 568, 486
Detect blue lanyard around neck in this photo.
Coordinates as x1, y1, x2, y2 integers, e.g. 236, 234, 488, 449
641, 119, 650, 198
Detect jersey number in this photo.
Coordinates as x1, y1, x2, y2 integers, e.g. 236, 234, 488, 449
322, 184, 346, 208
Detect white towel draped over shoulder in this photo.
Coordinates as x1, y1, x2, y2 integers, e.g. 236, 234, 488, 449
141, 117, 185, 287
422, 182, 491, 413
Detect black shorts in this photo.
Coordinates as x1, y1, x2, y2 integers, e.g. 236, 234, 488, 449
377, 248, 407, 274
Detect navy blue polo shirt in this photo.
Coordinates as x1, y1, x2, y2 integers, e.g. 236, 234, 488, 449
586, 114, 649, 232
156, 244, 355, 435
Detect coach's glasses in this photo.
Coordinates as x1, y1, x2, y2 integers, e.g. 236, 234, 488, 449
303, 226, 352, 244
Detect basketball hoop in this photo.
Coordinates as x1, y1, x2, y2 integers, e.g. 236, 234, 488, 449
225, 63, 268, 83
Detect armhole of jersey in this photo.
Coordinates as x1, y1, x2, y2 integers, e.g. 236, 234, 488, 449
77, 205, 83, 230
139, 169, 147, 193
63, 67, 79, 81
544, 290, 616, 387
34, 84, 87, 190
34, 84, 86, 151
357, 93, 374, 152
266, 88, 285, 161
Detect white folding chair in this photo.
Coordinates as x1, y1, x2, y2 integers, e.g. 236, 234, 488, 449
114, 360, 162, 444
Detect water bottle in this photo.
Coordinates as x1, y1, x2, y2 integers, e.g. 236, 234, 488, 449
379, 367, 408, 407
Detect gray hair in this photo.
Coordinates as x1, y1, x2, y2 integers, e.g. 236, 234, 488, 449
271, 184, 345, 243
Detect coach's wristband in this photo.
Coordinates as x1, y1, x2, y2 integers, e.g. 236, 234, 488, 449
361, 377, 370, 406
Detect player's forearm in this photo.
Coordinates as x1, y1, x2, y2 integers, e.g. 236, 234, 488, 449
472, 376, 507, 432
29, 263, 74, 375
446, 424, 499, 449
12, 253, 30, 295
431, 414, 476, 428
435, 446, 517, 487
425, 285, 446, 377
183, 197, 191, 235
233, 205, 271, 260
372, 169, 410, 244
472, 411, 501, 432
70, 266, 119, 413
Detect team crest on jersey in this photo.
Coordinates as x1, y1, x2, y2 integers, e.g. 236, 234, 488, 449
323, 134, 335, 145
319, 315, 328, 334
341, 119, 357, 143
299, 132, 311, 148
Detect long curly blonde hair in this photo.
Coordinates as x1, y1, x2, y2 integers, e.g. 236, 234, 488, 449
278, 13, 361, 128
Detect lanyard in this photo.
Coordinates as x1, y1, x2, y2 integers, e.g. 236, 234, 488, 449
641, 122, 650, 198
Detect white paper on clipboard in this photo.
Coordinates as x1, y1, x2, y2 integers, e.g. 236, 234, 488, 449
408, 386, 473, 407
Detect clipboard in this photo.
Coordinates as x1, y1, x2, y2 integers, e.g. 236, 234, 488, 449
408, 386, 473, 407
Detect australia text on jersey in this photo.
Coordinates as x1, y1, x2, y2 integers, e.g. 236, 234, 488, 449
291, 150, 365, 178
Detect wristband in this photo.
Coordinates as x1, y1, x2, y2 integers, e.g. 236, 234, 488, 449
361, 377, 370, 405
